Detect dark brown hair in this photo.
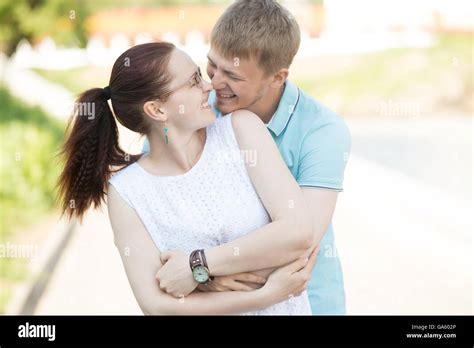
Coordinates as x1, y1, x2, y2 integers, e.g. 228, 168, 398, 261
57, 42, 175, 221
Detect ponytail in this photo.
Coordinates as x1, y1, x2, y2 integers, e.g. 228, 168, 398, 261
57, 88, 140, 221
57, 42, 176, 221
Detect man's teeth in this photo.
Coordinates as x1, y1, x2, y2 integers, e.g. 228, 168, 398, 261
219, 93, 235, 98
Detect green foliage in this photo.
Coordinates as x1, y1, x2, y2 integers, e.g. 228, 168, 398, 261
0, 0, 90, 56
0, 87, 66, 313
0, 0, 232, 55
0, 87, 65, 239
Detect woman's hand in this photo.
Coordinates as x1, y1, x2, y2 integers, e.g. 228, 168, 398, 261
196, 272, 267, 292
260, 245, 319, 304
155, 250, 198, 298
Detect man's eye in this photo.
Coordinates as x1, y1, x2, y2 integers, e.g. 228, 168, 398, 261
229, 76, 240, 81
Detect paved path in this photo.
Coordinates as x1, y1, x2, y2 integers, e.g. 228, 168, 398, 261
336, 155, 472, 314
34, 208, 142, 315
338, 116, 472, 314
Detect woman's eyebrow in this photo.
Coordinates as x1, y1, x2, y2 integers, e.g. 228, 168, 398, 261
185, 67, 198, 80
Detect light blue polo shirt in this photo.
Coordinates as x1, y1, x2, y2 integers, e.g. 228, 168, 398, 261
142, 80, 351, 315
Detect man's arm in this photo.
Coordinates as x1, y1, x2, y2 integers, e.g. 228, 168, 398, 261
197, 150, 341, 280
158, 110, 351, 296
298, 110, 351, 244
301, 187, 338, 246
195, 185, 338, 293
201, 111, 314, 275
192, 111, 350, 294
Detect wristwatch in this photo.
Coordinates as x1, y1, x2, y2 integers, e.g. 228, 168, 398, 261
189, 249, 211, 284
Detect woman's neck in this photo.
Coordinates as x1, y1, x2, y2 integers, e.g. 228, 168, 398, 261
144, 127, 206, 175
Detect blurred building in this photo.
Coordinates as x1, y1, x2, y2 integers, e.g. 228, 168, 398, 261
324, 0, 473, 34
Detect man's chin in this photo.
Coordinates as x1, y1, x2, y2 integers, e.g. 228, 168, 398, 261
216, 102, 235, 115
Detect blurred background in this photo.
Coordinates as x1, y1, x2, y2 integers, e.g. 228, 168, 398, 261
0, 0, 472, 315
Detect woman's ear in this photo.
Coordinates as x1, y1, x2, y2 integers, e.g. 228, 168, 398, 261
143, 101, 167, 122
270, 68, 289, 89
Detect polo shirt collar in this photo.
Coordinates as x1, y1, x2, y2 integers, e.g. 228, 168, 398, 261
267, 80, 300, 136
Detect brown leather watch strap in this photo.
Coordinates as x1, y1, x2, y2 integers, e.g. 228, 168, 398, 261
189, 249, 200, 271
200, 249, 209, 270
189, 249, 210, 273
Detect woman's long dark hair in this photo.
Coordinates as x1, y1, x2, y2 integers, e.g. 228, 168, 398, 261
57, 42, 175, 221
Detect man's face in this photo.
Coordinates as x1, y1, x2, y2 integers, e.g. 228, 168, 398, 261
206, 48, 272, 115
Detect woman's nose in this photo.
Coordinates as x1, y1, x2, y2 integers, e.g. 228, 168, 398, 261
202, 79, 213, 92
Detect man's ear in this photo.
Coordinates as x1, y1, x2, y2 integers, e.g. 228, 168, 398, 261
143, 101, 167, 122
270, 68, 289, 89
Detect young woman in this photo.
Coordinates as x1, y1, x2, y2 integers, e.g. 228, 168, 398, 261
58, 42, 317, 315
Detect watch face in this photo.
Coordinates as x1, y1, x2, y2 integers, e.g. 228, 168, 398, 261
193, 266, 209, 283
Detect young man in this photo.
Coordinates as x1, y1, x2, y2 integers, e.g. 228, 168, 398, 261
144, 0, 350, 314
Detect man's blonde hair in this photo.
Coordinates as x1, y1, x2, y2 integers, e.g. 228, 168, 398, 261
210, 0, 300, 76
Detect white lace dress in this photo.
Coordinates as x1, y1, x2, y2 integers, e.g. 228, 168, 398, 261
108, 114, 312, 315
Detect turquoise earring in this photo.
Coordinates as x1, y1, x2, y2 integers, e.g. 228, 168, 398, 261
164, 127, 169, 144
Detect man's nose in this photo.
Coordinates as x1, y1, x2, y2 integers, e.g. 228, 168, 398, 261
210, 70, 226, 90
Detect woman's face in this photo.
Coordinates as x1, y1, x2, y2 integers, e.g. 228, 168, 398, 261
161, 48, 215, 132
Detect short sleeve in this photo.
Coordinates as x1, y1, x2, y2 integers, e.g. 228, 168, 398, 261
297, 116, 351, 191
108, 175, 134, 208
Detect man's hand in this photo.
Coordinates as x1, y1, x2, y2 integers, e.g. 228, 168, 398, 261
261, 245, 320, 303
155, 250, 198, 298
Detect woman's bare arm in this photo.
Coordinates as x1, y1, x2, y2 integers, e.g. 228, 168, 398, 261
107, 184, 282, 314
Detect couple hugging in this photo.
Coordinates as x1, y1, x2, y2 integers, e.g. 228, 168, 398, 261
58, 0, 351, 315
